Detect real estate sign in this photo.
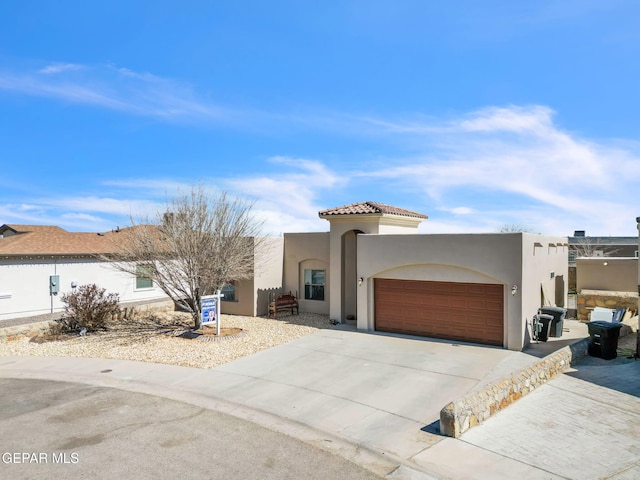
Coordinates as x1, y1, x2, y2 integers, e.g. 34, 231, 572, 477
201, 290, 224, 335
201, 295, 217, 325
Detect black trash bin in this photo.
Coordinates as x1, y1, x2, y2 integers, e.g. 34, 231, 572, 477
587, 321, 623, 360
539, 306, 567, 338
533, 314, 553, 342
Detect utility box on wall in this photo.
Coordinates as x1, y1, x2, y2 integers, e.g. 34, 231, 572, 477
49, 275, 60, 295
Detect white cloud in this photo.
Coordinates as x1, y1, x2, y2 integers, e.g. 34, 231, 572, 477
38, 63, 84, 75
440, 206, 476, 215
2, 93, 638, 236
226, 157, 346, 233
102, 179, 193, 197
357, 105, 640, 235
44, 196, 151, 216
0, 64, 228, 122
456, 105, 555, 134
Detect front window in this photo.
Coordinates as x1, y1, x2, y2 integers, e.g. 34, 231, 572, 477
304, 269, 325, 301
135, 264, 153, 289
221, 283, 236, 302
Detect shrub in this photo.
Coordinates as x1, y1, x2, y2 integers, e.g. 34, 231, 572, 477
60, 284, 120, 332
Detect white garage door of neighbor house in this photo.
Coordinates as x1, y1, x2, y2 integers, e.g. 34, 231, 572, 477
374, 278, 504, 346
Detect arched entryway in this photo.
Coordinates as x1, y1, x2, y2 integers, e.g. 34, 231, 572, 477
341, 230, 362, 322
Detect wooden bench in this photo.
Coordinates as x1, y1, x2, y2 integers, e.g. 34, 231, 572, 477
268, 291, 299, 319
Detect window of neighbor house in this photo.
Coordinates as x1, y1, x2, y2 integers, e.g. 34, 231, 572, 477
304, 269, 325, 301
221, 283, 236, 302
135, 265, 153, 289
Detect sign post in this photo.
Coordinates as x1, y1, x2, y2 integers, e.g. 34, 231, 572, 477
201, 290, 224, 335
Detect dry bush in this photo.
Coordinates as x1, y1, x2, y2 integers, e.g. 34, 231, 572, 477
60, 284, 120, 332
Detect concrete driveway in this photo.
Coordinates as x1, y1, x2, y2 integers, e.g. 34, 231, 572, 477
0, 324, 584, 479
206, 326, 527, 459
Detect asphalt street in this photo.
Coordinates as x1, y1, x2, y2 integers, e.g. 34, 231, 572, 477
0, 378, 383, 480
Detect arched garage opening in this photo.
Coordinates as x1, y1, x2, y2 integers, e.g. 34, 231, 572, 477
374, 278, 504, 347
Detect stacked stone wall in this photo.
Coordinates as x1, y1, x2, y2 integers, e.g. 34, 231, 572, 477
0, 321, 56, 341
440, 339, 589, 438
577, 290, 638, 322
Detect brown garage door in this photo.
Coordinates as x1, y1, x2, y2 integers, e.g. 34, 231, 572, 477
374, 278, 504, 346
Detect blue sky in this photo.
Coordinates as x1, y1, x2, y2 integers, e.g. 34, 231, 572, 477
1, 1, 639, 236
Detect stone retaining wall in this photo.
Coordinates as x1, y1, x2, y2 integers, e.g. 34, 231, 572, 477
0, 320, 56, 341
439, 339, 589, 438
577, 290, 638, 322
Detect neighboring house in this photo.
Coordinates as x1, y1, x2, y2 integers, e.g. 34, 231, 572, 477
1, 201, 568, 351
0, 224, 284, 321
569, 231, 638, 262
0, 224, 169, 321
568, 231, 639, 293
575, 257, 638, 293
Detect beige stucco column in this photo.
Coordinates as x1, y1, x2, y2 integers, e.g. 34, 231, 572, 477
326, 218, 380, 322
318, 202, 427, 323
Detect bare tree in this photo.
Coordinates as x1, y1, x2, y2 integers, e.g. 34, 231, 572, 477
571, 237, 619, 259
107, 187, 264, 330
499, 224, 536, 233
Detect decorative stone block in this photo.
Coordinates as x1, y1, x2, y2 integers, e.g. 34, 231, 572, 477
439, 337, 590, 438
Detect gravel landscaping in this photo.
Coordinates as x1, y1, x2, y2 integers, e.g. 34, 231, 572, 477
0, 312, 335, 369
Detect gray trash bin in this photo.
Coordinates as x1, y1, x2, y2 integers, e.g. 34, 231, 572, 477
539, 306, 567, 338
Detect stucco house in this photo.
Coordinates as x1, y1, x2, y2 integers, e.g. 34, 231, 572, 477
283, 202, 567, 351
568, 231, 639, 294
1, 201, 568, 351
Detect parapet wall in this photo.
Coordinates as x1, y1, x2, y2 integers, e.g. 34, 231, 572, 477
440, 339, 589, 438
577, 290, 638, 322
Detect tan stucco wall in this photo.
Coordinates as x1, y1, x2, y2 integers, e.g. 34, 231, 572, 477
219, 278, 253, 316
519, 235, 568, 344
576, 257, 638, 293
323, 215, 423, 321
220, 237, 284, 317
357, 233, 567, 350
254, 237, 284, 315
281, 227, 567, 350
283, 232, 330, 314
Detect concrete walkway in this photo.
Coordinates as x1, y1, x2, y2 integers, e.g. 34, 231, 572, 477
461, 365, 640, 479
1, 321, 638, 479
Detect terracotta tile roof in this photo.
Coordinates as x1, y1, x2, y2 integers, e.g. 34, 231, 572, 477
318, 201, 428, 219
0, 224, 136, 257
